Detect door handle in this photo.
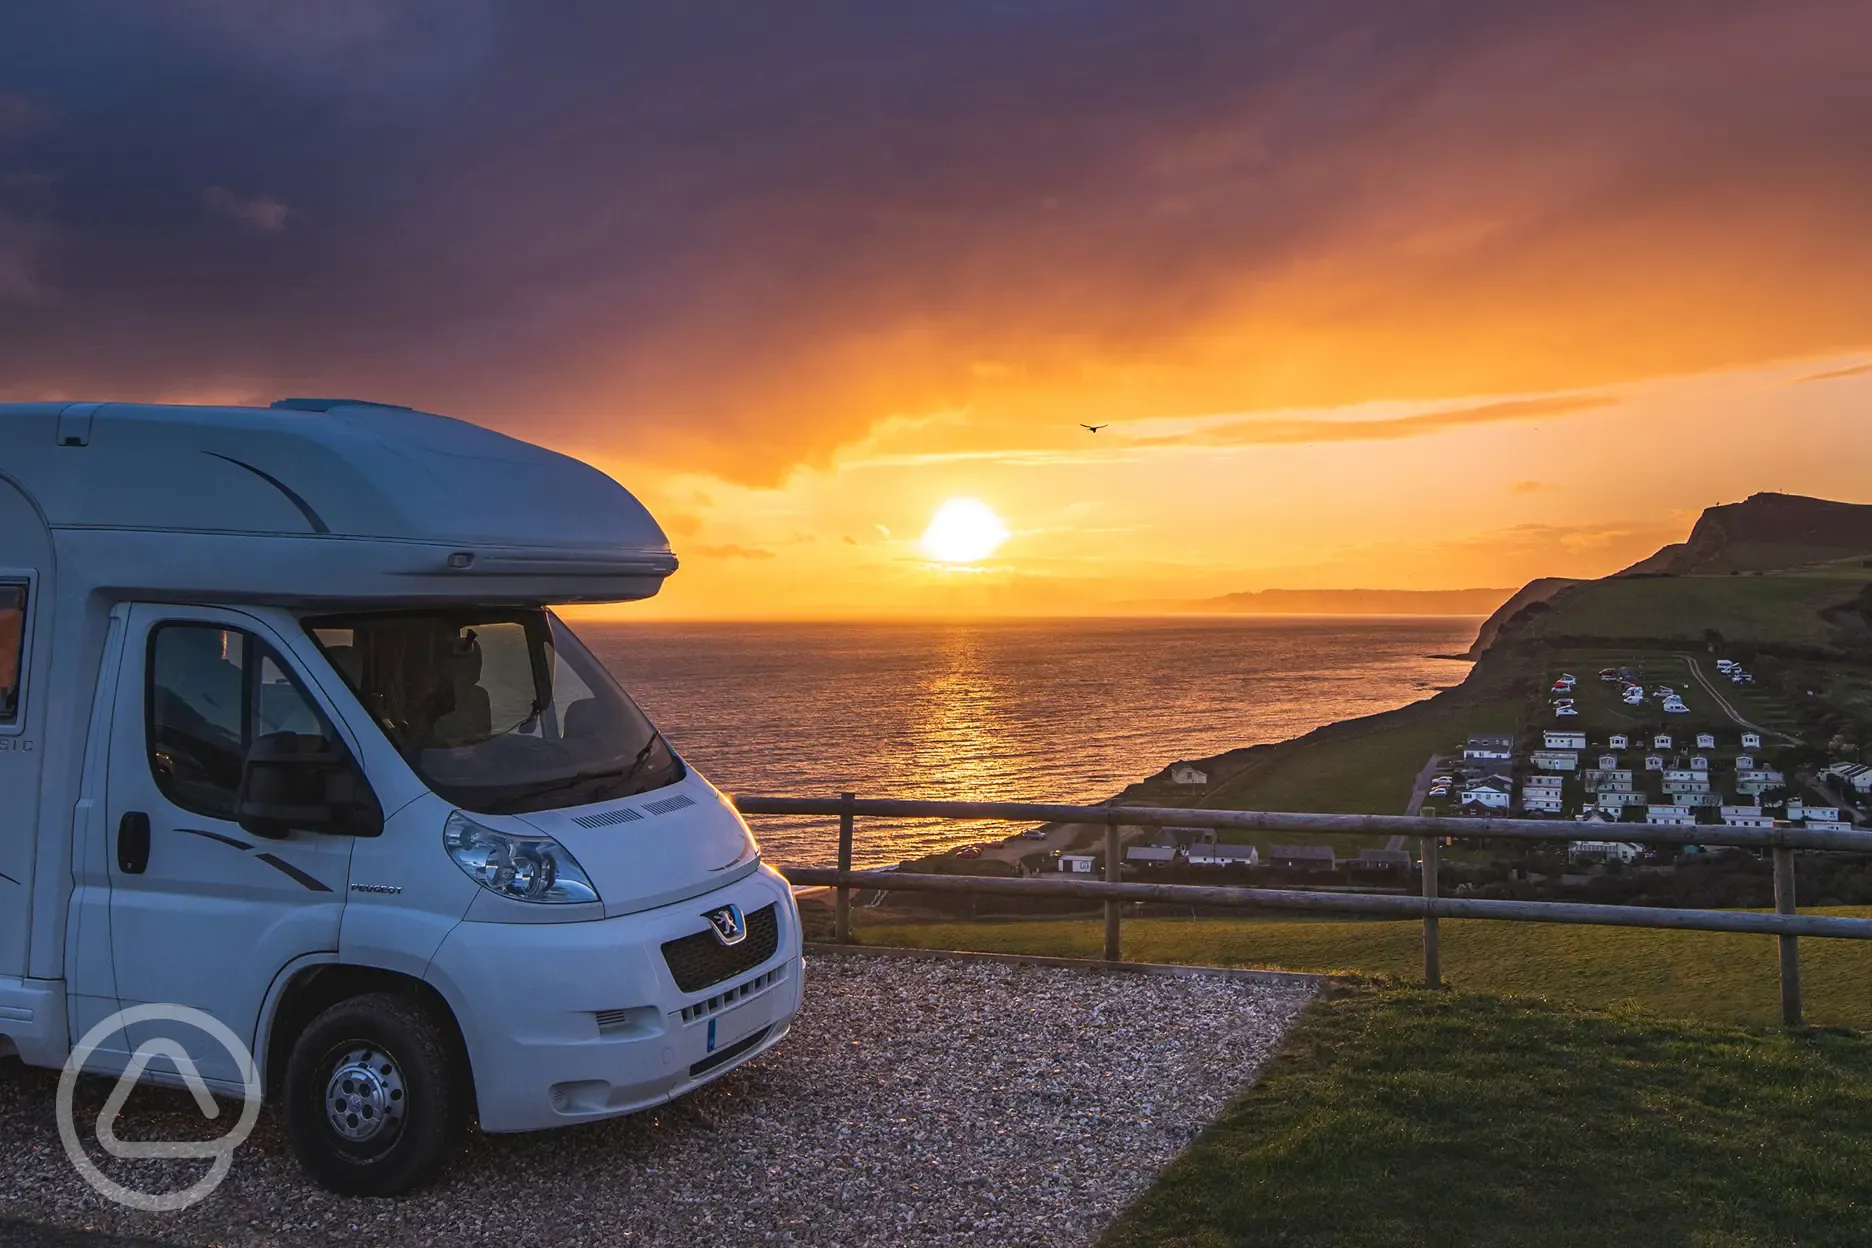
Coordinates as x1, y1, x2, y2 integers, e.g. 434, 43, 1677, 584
117, 812, 151, 875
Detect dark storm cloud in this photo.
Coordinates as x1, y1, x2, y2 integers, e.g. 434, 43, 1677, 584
3, 1, 1871, 477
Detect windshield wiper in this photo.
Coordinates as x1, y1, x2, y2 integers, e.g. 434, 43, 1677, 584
483, 766, 627, 813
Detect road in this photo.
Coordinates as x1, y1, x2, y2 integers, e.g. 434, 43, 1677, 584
1677, 654, 1800, 744
1404, 753, 1449, 817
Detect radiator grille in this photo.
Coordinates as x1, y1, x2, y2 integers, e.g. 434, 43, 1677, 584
661, 903, 780, 992
570, 806, 644, 829
643, 794, 696, 817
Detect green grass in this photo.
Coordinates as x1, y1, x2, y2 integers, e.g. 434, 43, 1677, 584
1099, 984, 1872, 1247
1526, 575, 1864, 647
855, 911, 1872, 1030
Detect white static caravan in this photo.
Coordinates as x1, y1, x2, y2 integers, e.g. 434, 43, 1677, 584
0, 400, 803, 1195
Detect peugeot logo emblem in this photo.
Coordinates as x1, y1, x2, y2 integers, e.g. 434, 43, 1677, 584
704, 903, 747, 946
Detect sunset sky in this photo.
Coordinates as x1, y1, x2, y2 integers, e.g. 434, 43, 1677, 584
5, 2, 1872, 616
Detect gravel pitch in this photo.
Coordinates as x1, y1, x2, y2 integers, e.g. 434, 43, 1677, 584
0, 955, 1314, 1248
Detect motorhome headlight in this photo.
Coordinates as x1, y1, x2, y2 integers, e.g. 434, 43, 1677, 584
443, 812, 600, 905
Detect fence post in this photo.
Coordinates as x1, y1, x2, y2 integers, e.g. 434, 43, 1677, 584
836, 791, 854, 945
1104, 810, 1121, 963
1420, 835, 1441, 989
1773, 846, 1801, 1027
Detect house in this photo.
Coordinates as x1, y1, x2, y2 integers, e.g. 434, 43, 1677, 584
1597, 791, 1647, 808
1736, 768, 1786, 795
1156, 826, 1216, 848
1569, 840, 1641, 864
1682, 792, 1724, 807
1460, 779, 1513, 810
1646, 805, 1698, 826
1823, 762, 1872, 793
1644, 754, 1665, 771
1695, 733, 1716, 750
1526, 773, 1564, 789
1463, 733, 1516, 761
1653, 733, 1673, 750
1186, 842, 1259, 868
1169, 763, 1209, 786
1734, 753, 1756, 770
1531, 750, 1580, 772
1607, 733, 1630, 749
1721, 805, 1775, 829
1353, 848, 1412, 873
1269, 844, 1337, 872
1806, 820, 1855, 832
1585, 771, 1634, 793
1690, 755, 1709, 771
1543, 730, 1588, 750
1788, 803, 1842, 823
1597, 753, 1620, 770
1126, 845, 1180, 866
1741, 731, 1763, 750
1589, 805, 1625, 821
1662, 777, 1712, 796
1521, 787, 1564, 814
1059, 854, 1097, 874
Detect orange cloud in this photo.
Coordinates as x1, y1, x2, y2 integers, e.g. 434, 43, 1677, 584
1118, 395, 1615, 449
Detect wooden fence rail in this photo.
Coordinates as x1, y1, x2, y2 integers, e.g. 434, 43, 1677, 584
736, 795, 1872, 1028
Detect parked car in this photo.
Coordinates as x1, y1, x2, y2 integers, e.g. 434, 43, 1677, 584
1556, 706, 1580, 716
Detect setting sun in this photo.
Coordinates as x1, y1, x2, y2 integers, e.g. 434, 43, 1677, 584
920, 498, 1011, 564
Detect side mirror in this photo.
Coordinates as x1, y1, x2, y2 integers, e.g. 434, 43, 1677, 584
237, 732, 384, 840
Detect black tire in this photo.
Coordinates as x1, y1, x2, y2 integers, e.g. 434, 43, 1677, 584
282, 991, 468, 1196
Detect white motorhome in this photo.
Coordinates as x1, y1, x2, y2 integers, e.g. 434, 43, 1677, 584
0, 400, 803, 1195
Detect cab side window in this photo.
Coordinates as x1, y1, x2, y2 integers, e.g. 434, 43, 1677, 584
0, 583, 24, 726
147, 624, 334, 819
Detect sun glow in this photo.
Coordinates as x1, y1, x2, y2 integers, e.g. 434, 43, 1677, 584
920, 497, 1010, 564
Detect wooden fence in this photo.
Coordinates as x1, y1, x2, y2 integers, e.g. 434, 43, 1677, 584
736, 794, 1872, 1027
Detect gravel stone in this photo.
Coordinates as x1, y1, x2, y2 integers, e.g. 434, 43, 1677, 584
0, 955, 1314, 1247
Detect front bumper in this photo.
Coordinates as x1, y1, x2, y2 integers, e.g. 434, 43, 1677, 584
426, 865, 804, 1133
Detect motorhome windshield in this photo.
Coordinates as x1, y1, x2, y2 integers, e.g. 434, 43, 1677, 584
305, 607, 682, 815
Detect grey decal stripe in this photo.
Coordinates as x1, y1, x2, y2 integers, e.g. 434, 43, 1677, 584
177, 827, 254, 851
203, 452, 332, 534
254, 853, 333, 892
0, 870, 19, 886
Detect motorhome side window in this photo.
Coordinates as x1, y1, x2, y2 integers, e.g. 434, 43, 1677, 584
306, 606, 683, 815
147, 624, 336, 819
0, 583, 23, 725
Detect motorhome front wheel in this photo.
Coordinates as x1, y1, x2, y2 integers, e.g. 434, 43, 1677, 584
282, 992, 468, 1197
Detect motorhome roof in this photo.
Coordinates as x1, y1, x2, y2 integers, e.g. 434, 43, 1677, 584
1, 400, 677, 604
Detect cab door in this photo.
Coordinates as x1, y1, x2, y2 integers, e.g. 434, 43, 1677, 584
105, 605, 356, 1085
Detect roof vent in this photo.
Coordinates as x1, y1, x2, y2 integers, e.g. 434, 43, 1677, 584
271, 397, 415, 413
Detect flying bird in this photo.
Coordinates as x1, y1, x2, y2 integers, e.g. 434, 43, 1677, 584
1080, 423, 1108, 433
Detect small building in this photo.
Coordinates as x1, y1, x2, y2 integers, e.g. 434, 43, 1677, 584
1736, 768, 1786, 795
1644, 754, 1665, 771
1522, 788, 1564, 814
1653, 733, 1673, 750
1526, 773, 1564, 789
1464, 733, 1516, 762
1788, 803, 1841, 823
1168, 763, 1209, 786
1586, 773, 1634, 793
1588, 806, 1625, 822
1543, 730, 1588, 751
1186, 842, 1259, 868
1269, 844, 1337, 872
1805, 819, 1855, 832
1531, 750, 1580, 772
1607, 733, 1630, 750
1156, 826, 1217, 848
1695, 733, 1717, 750
1597, 791, 1647, 808
1741, 731, 1763, 750
1823, 762, 1872, 793
1682, 792, 1723, 807
1735, 753, 1756, 771
1721, 805, 1774, 829
1353, 848, 1412, 873
1460, 780, 1513, 810
1596, 753, 1620, 770
1569, 840, 1641, 864
1663, 778, 1712, 797
1126, 845, 1180, 866
1646, 805, 1698, 827
1690, 755, 1709, 771
1059, 854, 1097, 874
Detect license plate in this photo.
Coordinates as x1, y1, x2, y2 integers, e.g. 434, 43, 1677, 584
703, 992, 774, 1055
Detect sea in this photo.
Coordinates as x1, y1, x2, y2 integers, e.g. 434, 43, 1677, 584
583, 616, 1479, 868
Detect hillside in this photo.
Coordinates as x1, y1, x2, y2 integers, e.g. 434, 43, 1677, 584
1186, 587, 1513, 615
1461, 576, 1577, 657
1619, 492, 1872, 575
